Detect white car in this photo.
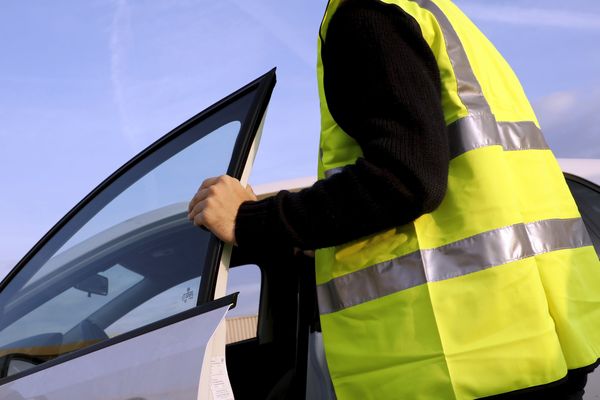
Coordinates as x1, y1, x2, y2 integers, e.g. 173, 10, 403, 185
0, 71, 598, 399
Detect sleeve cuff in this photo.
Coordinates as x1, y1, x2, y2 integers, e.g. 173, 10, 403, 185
234, 196, 294, 257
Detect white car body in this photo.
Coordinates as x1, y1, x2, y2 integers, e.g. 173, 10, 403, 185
559, 158, 600, 185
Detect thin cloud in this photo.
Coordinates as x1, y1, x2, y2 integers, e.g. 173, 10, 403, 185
461, 4, 600, 30
535, 88, 600, 158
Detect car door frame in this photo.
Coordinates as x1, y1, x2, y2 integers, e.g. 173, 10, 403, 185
0, 69, 275, 303
0, 69, 276, 394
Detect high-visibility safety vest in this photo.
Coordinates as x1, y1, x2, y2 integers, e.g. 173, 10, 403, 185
315, 0, 600, 399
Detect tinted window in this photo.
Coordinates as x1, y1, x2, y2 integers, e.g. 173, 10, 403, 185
0, 264, 142, 345
566, 177, 600, 256
106, 263, 263, 344
0, 88, 260, 376
105, 276, 201, 338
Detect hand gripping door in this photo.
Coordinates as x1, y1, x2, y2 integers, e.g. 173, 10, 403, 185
0, 70, 276, 399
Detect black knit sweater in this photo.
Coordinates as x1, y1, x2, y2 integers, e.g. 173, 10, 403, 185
235, 0, 448, 254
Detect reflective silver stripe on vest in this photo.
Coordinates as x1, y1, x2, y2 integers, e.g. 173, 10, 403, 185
410, 0, 489, 114
323, 116, 549, 177
317, 218, 592, 314
448, 115, 549, 159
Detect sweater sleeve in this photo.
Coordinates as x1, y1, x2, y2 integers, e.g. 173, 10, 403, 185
235, 0, 448, 253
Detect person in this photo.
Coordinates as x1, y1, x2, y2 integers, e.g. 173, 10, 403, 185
188, 0, 600, 398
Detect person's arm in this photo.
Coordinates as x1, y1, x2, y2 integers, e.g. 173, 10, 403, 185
194, 0, 448, 253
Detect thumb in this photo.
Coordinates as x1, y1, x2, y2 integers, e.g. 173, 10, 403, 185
245, 184, 257, 201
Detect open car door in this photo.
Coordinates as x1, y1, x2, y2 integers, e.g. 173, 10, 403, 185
0, 70, 276, 399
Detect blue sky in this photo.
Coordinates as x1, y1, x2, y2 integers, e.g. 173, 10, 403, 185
1, 0, 600, 275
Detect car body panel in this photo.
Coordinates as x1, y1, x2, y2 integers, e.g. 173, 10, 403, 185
0, 305, 230, 400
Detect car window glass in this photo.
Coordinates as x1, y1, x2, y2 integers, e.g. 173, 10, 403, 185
7, 358, 37, 377
105, 276, 201, 338
0, 264, 142, 346
225, 264, 261, 344
106, 263, 262, 343
0, 88, 259, 375
566, 178, 600, 256
29, 121, 239, 286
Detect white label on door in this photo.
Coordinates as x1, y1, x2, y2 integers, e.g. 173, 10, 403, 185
210, 356, 234, 400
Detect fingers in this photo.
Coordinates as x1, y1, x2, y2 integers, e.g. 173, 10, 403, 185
200, 176, 221, 189
189, 199, 208, 226
187, 175, 254, 244
188, 199, 221, 235
188, 176, 223, 213
187, 174, 241, 223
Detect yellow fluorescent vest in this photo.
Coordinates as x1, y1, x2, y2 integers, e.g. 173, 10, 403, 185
315, 0, 600, 399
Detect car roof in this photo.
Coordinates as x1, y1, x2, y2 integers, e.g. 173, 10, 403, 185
253, 158, 600, 197
253, 176, 316, 200
558, 158, 600, 186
